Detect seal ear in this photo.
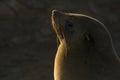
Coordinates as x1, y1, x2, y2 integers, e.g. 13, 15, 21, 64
85, 34, 90, 41
84, 32, 95, 46
80, 17, 112, 52
88, 19, 112, 52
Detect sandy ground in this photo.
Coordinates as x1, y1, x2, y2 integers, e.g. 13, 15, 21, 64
0, 0, 120, 80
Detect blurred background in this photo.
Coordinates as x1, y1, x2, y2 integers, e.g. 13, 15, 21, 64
0, 0, 120, 80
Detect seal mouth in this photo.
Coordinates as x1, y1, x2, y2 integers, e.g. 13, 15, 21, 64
52, 10, 64, 40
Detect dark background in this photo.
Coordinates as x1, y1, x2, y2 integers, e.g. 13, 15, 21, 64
0, 0, 120, 80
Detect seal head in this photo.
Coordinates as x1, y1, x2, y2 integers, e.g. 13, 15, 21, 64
52, 10, 120, 80
52, 10, 113, 52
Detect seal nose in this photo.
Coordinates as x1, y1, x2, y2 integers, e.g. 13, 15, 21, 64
52, 10, 58, 14
52, 10, 57, 16
52, 10, 63, 16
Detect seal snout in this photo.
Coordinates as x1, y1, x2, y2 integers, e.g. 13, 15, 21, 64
51, 10, 64, 40
52, 10, 64, 18
52, 10, 58, 22
52, 10, 61, 15
52, 10, 58, 14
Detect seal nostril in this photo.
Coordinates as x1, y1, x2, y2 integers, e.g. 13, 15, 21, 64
52, 10, 58, 14
52, 10, 60, 15
52, 10, 63, 16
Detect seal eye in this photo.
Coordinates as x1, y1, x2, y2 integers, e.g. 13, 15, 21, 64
65, 21, 74, 32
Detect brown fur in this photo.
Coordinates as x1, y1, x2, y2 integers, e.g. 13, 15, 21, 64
51, 10, 120, 80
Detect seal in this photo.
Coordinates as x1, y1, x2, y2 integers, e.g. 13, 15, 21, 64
51, 10, 120, 80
